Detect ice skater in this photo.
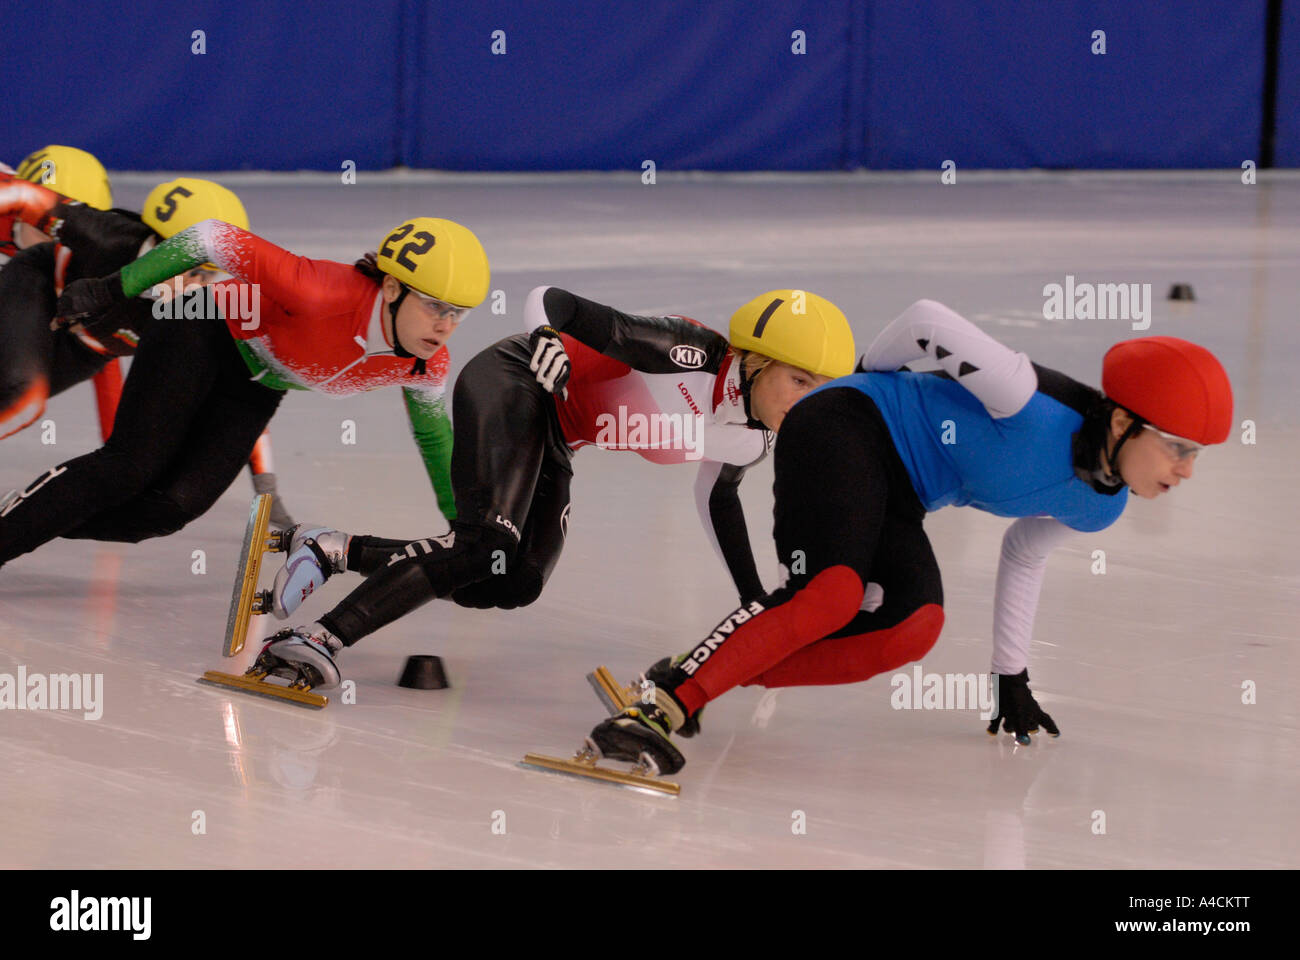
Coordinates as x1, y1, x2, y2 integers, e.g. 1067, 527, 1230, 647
1, 160, 294, 522
583, 299, 1233, 778
235, 286, 855, 696
1, 215, 489, 566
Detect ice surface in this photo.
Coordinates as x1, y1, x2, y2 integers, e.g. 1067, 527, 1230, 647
1, 172, 1297, 867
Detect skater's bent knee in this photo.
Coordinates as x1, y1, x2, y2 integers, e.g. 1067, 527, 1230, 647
449, 564, 543, 610
798, 565, 866, 627
878, 603, 945, 671
124, 492, 205, 540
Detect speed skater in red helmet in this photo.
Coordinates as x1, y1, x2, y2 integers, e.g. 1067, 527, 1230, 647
584, 300, 1233, 778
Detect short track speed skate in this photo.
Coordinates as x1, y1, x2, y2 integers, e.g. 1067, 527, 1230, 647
197, 665, 328, 710
519, 666, 682, 797
222, 494, 292, 657
198, 628, 337, 710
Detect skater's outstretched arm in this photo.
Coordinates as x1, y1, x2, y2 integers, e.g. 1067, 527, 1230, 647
694, 460, 765, 604
58, 220, 337, 319
523, 285, 728, 374
990, 516, 1077, 675
861, 300, 1038, 419
403, 386, 456, 523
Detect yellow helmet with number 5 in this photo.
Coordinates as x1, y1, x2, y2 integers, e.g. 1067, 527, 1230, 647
142, 177, 248, 238
15, 145, 112, 210
729, 289, 856, 379
375, 217, 490, 308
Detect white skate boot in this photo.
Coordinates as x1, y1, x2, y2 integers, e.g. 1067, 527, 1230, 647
254, 623, 345, 689
271, 525, 350, 619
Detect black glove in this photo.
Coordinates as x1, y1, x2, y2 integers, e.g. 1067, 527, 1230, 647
55, 271, 127, 326
75, 299, 152, 356
528, 324, 570, 399
987, 669, 1059, 744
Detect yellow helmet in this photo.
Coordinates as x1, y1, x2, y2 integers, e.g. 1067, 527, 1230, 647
142, 177, 248, 238
729, 289, 856, 379
15, 145, 112, 210
375, 217, 489, 308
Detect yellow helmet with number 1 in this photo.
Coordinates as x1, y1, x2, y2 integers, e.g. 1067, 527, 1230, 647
15, 145, 112, 210
375, 217, 490, 308
729, 289, 856, 380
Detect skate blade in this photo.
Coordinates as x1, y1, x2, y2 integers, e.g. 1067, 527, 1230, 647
223, 494, 284, 657
197, 670, 328, 710
586, 665, 635, 715
519, 752, 680, 797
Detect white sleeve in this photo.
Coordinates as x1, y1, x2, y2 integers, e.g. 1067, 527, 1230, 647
523, 284, 553, 332
693, 460, 727, 570
991, 516, 1078, 675
862, 300, 1037, 419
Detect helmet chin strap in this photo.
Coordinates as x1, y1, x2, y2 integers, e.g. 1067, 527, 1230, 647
738, 354, 767, 430
1104, 415, 1146, 486
388, 284, 427, 375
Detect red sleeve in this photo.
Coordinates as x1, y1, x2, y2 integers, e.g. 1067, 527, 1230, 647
193, 220, 356, 318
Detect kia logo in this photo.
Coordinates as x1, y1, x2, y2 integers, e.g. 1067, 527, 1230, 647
670, 345, 706, 369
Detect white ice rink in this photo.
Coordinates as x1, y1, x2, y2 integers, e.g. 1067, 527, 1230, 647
1, 172, 1297, 868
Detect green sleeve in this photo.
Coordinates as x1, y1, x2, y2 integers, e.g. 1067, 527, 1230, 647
118, 225, 213, 297
403, 387, 456, 522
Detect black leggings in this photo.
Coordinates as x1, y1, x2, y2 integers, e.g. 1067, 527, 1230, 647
319, 335, 574, 645
0, 314, 284, 564
678, 385, 944, 698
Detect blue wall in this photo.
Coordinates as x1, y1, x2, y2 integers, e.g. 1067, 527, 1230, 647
1278, 0, 1300, 165
2, 1, 1290, 170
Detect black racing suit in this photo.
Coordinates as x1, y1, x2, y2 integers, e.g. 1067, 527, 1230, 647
317, 287, 769, 646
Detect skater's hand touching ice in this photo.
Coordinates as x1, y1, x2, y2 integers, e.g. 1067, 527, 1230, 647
986, 669, 1059, 745
529, 324, 570, 400
55, 271, 127, 326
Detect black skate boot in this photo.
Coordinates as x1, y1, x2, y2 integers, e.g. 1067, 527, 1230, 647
590, 686, 687, 777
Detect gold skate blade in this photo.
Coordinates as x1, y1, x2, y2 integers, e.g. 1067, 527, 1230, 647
519, 752, 680, 797
197, 670, 328, 709
223, 495, 275, 657
586, 665, 634, 714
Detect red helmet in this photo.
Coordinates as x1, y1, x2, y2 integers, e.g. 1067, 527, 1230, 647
1102, 337, 1233, 444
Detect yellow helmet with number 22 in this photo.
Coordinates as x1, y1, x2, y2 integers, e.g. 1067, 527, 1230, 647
375, 217, 490, 308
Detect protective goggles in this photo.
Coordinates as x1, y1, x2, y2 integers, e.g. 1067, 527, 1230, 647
407, 287, 470, 321
1142, 424, 1204, 461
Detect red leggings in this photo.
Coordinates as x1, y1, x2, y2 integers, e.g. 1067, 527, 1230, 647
674, 387, 945, 715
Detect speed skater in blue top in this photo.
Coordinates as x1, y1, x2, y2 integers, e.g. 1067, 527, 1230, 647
589, 298, 1234, 776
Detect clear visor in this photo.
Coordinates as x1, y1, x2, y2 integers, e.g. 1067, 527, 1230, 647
1142, 424, 1203, 461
